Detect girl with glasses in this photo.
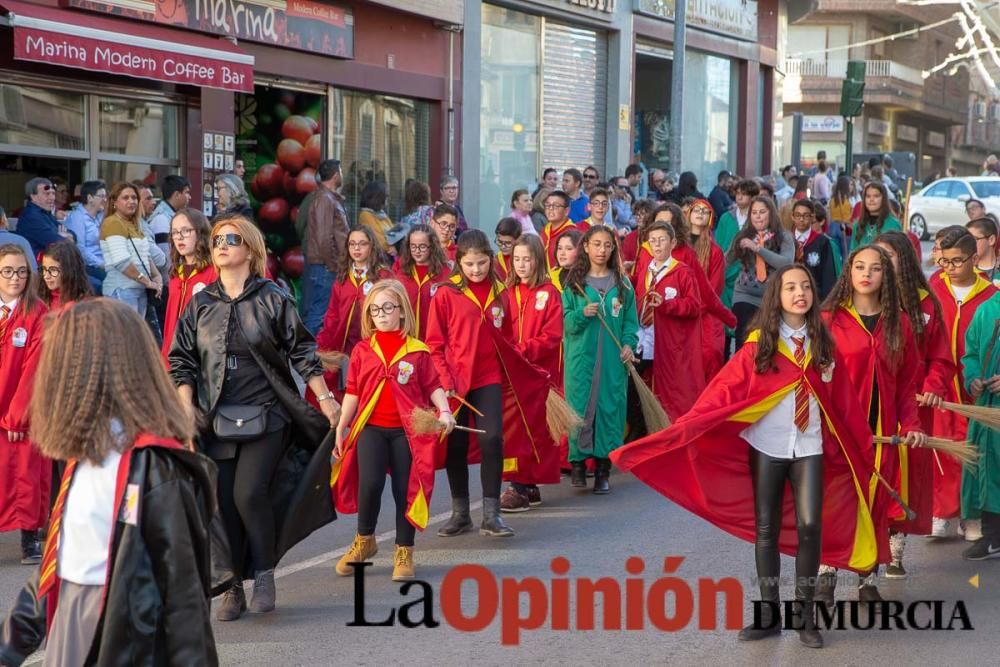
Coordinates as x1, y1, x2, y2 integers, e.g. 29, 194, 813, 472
38, 240, 92, 312
395, 223, 450, 340
0, 244, 49, 566
161, 209, 216, 363
331, 280, 455, 581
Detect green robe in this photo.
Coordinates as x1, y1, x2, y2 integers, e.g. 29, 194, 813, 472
714, 211, 741, 257
563, 278, 640, 460
961, 293, 1000, 516
849, 215, 901, 252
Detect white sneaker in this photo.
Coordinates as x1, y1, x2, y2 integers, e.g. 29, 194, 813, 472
930, 517, 950, 538
961, 519, 983, 542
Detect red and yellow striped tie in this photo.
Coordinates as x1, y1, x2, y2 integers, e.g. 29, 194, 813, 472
792, 336, 809, 433
38, 460, 77, 598
0, 305, 11, 342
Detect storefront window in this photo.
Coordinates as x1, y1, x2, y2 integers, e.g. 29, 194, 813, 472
98, 161, 177, 189
99, 98, 179, 160
0, 86, 86, 151
682, 52, 738, 188
480, 4, 541, 227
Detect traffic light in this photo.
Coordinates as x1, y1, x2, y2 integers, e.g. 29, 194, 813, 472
839, 60, 866, 118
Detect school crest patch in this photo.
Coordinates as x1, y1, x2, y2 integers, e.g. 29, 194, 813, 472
491, 305, 504, 328
663, 286, 677, 300
397, 360, 414, 385
806, 252, 820, 267
611, 297, 622, 318
535, 291, 550, 311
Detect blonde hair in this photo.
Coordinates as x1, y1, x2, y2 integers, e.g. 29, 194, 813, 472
30, 298, 195, 464
211, 214, 267, 278
360, 279, 415, 339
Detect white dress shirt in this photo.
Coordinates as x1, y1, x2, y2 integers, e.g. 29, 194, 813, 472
636, 257, 674, 359
741, 321, 823, 459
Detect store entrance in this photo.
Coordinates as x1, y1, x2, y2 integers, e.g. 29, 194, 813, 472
634, 51, 673, 174
0, 154, 84, 221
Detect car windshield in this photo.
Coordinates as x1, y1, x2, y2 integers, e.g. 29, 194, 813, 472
972, 181, 1000, 198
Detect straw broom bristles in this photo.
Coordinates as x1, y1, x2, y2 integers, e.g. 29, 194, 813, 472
410, 407, 486, 435
935, 400, 1000, 433
873, 435, 979, 466
546, 389, 583, 440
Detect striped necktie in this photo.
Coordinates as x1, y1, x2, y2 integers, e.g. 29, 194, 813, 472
792, 336, 809, 432
38, 460, 78, 599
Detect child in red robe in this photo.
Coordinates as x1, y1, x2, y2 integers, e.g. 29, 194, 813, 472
331, 280, 455, 581
498, 235, 563, 512
613, 264, 882, 649
394, 223, 451, 340
38, 240, 92, 313
0, 243, 50, 565
820, 244, 926, 603
493, 217, 521, 282
161, 209, 216, 362
927, 227, 998, 539
539, 191, 589, 270
686, 198, 730, 379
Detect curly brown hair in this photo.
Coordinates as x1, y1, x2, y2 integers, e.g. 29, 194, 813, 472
651, 203, 690, 246
748, 264, 835, 374
822, 244, 905, 369
565, 225, 629, 296
30, 298, 194, 464
874, 230, 942, 346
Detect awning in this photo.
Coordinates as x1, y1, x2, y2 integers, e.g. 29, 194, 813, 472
1, 0, 254, 93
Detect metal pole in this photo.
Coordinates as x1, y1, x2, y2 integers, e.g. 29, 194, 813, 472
669, 0, 686, 173
845, 117, 854, 177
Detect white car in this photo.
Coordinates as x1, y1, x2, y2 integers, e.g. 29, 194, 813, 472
908, 177, 1000, 239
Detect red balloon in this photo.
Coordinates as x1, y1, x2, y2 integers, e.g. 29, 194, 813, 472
282, 115, 314, 146
277, 138, 305, 174
305, 116, 319, 134
258, 197, 290, 229
265, 252, 281, 281
253, 163, 285, 200
281, 246, 305, 279
296, 168, 318, 195
304, 134, 322, 169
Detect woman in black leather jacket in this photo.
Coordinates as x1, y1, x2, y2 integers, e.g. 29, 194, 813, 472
169, 213, 339, 622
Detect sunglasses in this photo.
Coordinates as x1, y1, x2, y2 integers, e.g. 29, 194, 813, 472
212, 233, 244, 248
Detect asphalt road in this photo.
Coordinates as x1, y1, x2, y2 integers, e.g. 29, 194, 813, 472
1, 462, 996, 666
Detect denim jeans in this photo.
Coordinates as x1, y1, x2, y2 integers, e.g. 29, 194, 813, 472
108, 286, 147, 318
85, 265, 106, 296
301, 263, 335, 335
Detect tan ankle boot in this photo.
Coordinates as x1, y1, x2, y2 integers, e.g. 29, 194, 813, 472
392, 545, 415, 581
336, 534, 378, 576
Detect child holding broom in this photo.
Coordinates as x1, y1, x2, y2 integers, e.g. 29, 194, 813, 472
331, 280, 455, 581
820, 244, 926, 604
499, 235, 563, 512
563, 226, 640, 494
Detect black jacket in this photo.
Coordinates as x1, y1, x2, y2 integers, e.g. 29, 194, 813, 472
168, 277, 336, 580
0, 444, 218, 667
800, 233, 837, 302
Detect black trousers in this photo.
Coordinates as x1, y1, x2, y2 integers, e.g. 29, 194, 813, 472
733, 302, 759, 351
749, 448, 824, 602
215, 426, 289, 578
356, 425, 415, 547
446, 383, 504, 500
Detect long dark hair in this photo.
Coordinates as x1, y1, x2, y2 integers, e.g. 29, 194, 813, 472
749, 264, 835, 374
450, 228, 498, 288
565, 225, 629, 296
726, 196, 785, 267
337, 224, 387, 282
823, 244, 905, 368
398, 223, 449, 277
874, 230, 942, 346
169, 208, 212, 272
832, 174, 852, 206
650, 203, 688, 245
0, 243, 42, 314
39, 240, 92, 306
857, 181, 893, 239
676, 171, 699, 199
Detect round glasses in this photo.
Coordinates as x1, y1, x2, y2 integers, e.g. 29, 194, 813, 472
0, 267, 30, 279
370, 302, 399, 317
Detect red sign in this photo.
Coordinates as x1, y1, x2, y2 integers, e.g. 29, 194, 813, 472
66, 0, 354, 59
13, 24, 254, 92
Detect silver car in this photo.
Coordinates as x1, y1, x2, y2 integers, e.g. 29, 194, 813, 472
908, 177, 1000, 240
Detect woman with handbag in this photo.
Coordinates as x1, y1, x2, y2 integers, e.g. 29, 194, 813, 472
99, 182, 163, 318
168, 213, 340, 622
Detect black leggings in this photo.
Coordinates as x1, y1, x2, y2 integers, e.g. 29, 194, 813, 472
749, 448, 824, 602
357, 425, 415, 547
733, 302, 759, 351
446, 384, 504, 500
216, 426, 289, 578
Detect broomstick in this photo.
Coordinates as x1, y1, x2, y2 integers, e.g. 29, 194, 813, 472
871, 467, 917, 521
572, 285, 670, 433
872, 435, 979, 466
410, 407, 486, 435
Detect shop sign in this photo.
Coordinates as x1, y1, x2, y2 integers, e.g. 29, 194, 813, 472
896, 124, 918, 143
366, 0, 462, 25
926, 130, 945, 148
64, 0, 354, 58
867, 118, 890, 136
13, 22, 254, 92
519, 0, 616, 21
635, 0, 758, 43
802, 115, 844, 133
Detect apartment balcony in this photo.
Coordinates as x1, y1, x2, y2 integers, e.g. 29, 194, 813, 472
782, 58, 968, 125
811, 0, 940, 23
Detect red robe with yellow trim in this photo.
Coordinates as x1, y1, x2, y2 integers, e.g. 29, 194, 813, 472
502, 282, 563, 484
540, 219, 588, 271
0, 301, 51, 532
494, 253, 512, 283
162, 264, 217, 364
611, 333, 882, 573
395, 264, 450, 340
824, 305, 922, 558
425, 277, 556, 479
928, 273, 998, 518
634, 259, 704, 420
330, 336, 442, 530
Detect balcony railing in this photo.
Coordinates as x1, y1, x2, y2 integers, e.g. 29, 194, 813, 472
783, 59, 925, 86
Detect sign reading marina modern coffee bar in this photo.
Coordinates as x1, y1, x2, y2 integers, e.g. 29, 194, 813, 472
636, 0, 758, 42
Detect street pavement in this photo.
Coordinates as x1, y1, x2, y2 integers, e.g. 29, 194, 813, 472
1, 462, 997, 666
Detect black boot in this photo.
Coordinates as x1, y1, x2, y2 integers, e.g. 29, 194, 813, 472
437, 497, 473, 537
795, 599, 824, 649
480, 498, 514, 537
593, 458, 611, 495
858, 572, 883, 603
570, 461, 587, 488
814, 570, 837, 608
20, 530, 40, 566
737, 599, 782, 641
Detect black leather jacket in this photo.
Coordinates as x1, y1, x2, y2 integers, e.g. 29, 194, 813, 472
0, 444, 218, 667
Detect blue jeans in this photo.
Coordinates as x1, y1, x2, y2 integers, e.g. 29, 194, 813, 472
301, 263, 335, 335
86, 265, 106, 296
108, 286, 147, 318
